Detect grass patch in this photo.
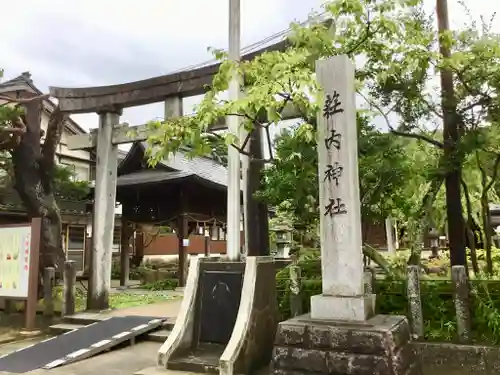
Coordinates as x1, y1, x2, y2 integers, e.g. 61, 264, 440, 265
106, 293, 176, 310
71, 290, 178, 311
34, 288, 179, 313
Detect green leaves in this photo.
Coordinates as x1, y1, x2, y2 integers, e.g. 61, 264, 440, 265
141, 0, 500, 246
0, 105, 24, 129
144, 0, 442, 165
53, 165, 91, 200
258, 114, 416, 227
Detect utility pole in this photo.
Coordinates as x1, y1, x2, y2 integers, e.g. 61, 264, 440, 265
226, 0, 241, 260
436, 0, 467, 266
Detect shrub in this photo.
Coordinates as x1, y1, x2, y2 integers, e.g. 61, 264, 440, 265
110, 259, 145, 280
143, 278, 179, 291
276, 256, 500, 344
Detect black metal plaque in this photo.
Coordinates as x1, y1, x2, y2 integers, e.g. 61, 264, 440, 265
198, 269, 244, 344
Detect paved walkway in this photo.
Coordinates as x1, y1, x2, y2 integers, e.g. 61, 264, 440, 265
107, 297, 182, 319
0, 339, 257, 375
0, 288, 188, 375
0, 294, 275, 375
19, 341, 162, 375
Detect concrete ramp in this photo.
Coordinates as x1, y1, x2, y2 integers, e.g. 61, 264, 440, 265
0, 316, 165, 373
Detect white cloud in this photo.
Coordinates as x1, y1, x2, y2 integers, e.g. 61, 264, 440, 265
0, 0, 325, 130
0, 0, 497, 136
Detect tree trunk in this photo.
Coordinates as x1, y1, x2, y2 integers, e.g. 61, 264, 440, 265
11, 101, 66, 297
246, 127, 270, 256
362, 244, 394, 276
405, 172, 445, 266
476, 153, 500, 274
437, 0, 467, 267
481, 195, 493, 274
477, 154, 492, 273
132, 231, 144, 267
461, 179, 479, 275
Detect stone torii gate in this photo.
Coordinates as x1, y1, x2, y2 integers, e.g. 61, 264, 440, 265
51, 39, 299, 310
63, 98, 185, 311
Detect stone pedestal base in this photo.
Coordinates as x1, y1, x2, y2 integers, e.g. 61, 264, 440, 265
272, 314, 420, 375
310, 294, 375, 321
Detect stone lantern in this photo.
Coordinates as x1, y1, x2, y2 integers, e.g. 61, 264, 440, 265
272, 224, 292, 258
428, 227, 440, 259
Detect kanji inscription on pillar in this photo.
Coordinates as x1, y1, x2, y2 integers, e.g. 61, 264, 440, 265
313, 56, 366, 319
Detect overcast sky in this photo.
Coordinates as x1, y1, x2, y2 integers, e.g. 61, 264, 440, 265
0, 0, 497, 139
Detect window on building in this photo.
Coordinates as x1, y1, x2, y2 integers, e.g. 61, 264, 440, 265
74, 165, 89, 181
66, 225, 86, 272
90, 165, 96, 181
68, 226, 85, 250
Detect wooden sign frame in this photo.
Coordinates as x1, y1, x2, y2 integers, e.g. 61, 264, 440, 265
0, 218, 41, 331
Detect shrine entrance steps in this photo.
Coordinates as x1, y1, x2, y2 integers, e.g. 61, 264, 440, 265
163, 342, 224, 373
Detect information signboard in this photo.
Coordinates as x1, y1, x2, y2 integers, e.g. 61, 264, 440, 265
0, 225, 32, 298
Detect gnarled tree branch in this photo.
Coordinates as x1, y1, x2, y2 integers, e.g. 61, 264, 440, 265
40, 106, 67, 193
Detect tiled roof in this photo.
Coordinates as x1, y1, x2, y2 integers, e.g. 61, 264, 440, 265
143, 142, 230, 188
0, 72, 87, 135
117, 170, 192, 187
0, 72, 36, 87
117, 142, 236, 189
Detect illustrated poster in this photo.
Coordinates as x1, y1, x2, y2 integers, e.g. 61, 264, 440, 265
0, 225, 32, 298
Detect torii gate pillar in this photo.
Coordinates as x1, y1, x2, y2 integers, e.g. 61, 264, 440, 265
88, 108, 121, 310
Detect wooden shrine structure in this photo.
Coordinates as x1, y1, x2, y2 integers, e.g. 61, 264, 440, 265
116, 141, 232, 286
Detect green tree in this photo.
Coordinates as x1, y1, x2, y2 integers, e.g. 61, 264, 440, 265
256, 124, 318, 228
53, 165, 91, 201
256, 115, 415, 232
0, 76, 68, 293
145, 0, 433, 257
1, 163, 91, 201
144, 0, 500, 267
460, 124, 500, 273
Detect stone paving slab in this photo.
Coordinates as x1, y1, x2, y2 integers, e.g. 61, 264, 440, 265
0, 292, 186, 375
20, 341, 162, 375
0, 339, 202, 375
135, 365, 271, 375
134, 367, 202, 375
0, 334, 272, 375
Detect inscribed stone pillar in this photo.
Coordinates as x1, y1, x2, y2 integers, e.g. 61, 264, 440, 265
272, 55, 418, 375
310, 55, 374, 321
